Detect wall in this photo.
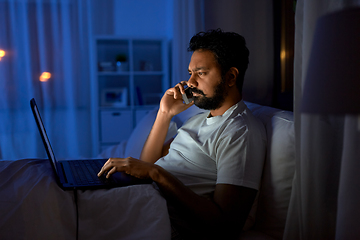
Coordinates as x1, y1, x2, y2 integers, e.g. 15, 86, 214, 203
204, 0, 274, 106
111, 0, 274, 105
113, 0, 173, 38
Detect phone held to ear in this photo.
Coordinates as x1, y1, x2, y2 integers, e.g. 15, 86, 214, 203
182, 86, 193, 104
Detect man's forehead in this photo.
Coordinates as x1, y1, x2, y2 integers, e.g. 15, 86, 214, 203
188, 66, 209, 72
188, 50, 217, 71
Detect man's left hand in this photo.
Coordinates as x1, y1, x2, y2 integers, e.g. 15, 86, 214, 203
97, 157, 155, 180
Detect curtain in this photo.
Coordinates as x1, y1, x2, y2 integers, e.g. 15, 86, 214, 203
284, 0, 360, 239
0, 0, 113, 160
171, 0, 204, 87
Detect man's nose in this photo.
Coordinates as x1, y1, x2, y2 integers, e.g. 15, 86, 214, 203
187, 74, 198, 88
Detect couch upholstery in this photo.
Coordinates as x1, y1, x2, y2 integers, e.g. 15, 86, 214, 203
240, 102, 295, 239
100, 101, 295, 240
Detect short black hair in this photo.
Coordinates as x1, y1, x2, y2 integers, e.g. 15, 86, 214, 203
188, 29, 249, 93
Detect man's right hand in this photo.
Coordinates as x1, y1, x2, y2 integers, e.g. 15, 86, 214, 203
159, 81, 194, 118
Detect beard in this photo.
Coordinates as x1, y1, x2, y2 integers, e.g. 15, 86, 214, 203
190, 77, 228, 110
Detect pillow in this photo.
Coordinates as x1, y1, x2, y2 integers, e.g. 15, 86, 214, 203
98, 141, 127, 159
248, 104, 295, 240
255, 113, 295, 239
124, 108, 178, 159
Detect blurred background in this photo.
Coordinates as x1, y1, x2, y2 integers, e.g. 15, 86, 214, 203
0, 0, 294, 160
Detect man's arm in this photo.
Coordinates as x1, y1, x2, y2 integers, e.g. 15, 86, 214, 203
140, 82, 193, 163
139, 111, 172, 163
98, 157, 256, 239
154, 166, 257, 238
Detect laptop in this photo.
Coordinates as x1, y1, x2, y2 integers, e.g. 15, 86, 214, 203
30, 98, 151, 190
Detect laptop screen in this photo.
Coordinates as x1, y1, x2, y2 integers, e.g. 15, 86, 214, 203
31, 99, 58, 173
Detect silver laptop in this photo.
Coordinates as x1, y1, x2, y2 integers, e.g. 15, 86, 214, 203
30, 98, 151, 190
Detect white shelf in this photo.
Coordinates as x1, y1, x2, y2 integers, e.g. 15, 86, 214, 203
90, 37, 169, 156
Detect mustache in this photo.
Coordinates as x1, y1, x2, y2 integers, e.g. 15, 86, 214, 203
188, 88, 205, 96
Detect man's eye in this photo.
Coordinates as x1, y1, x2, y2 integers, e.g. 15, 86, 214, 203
198, 72, 204, 76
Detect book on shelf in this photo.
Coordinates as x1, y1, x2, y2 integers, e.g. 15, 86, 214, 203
136, 86, 143, 106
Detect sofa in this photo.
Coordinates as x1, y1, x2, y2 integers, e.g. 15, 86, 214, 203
100, 101, 295, 240
0, 101, 294, 239
239, 102, 295, 239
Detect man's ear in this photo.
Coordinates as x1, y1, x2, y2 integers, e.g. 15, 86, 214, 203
226, 67, 239, 87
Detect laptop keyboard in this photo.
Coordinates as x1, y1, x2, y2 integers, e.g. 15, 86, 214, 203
69, 160, 113, 185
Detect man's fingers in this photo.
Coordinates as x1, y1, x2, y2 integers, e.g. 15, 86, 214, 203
98, 166, 108, 177
97, 158, 112, 176
106, 166, 117, 178
176, 81, 187, 94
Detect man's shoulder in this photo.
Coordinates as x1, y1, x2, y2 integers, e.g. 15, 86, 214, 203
223, 102, 266, 140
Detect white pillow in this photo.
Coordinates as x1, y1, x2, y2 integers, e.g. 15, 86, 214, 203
248, 104, 295, 240
124, 108, 178, 159
98, 141, 127, 159
255, 113, 295, 239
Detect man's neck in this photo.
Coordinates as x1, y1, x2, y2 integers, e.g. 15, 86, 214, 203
209, 95, 242, 117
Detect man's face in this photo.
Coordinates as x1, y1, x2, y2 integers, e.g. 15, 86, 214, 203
187, 49, 227, 110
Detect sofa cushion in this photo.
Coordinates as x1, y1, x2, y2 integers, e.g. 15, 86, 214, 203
245, 102, 295, 240
125, 107, 178, 159
99, 106, 203, 159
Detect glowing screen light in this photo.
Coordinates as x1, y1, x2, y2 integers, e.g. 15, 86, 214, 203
0, 50, 5, 60
39, 72, 51, 82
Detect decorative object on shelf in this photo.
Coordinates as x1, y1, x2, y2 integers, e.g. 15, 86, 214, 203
136, 86, 144, 105
116, 54, 128, 72
101, 88, 128, 107
98, 61, 114, 72
139, 60, 153, 71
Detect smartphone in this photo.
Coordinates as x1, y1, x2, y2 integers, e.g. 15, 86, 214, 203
182, 87, 193, 104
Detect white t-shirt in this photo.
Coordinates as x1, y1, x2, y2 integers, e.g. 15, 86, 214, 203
155, 100, 266, 196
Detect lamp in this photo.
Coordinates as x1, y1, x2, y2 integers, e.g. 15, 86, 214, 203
39, 72, 51, 82
301, 7, 360, 114
0, 49, 5, 60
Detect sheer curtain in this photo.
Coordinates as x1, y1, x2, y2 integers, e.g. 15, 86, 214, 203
284, 0, 360, 239
171, 0, 204, 86
0, 0, 113, 160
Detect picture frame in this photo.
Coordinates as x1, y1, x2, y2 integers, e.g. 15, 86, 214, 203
101, 88, 128, 107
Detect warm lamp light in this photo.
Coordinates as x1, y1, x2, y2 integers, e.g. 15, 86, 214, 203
39, 72, 51, 82
0, 49, 5, 60
301, 8, 360, 114
280, 50, 286, 61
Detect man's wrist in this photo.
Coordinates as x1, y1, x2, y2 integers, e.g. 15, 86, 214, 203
149, 164, 163, 183
156, 109, 174, 122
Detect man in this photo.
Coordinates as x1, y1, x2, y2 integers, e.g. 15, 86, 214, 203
98, 29, 266, 239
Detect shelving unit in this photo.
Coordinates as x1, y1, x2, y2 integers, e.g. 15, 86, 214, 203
90, 37, 169, 155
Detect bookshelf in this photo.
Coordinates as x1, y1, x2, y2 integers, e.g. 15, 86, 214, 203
90, 37, 169, 155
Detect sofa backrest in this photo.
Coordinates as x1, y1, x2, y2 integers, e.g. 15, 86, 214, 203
107, 102, 296, 240
245, 102, 295, 240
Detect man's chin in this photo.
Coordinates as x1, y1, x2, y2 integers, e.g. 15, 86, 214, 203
192, 96, 203, 106
193, 98, 215, 110
192, 98, 204, 109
